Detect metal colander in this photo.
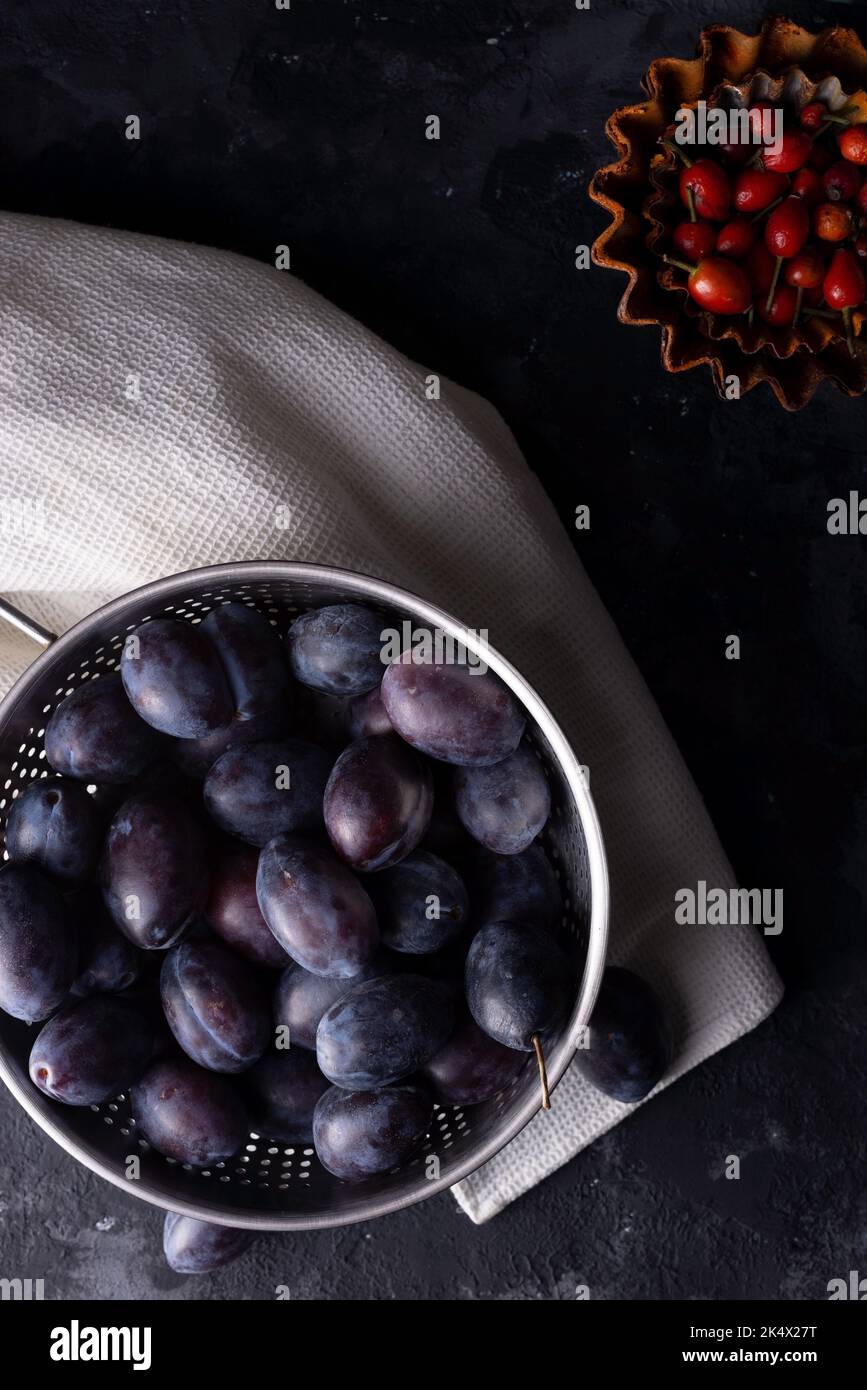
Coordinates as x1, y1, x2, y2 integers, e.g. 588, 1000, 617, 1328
0, 561, 608, 1231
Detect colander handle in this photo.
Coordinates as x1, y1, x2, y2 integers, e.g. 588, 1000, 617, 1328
0, 597, 57, 648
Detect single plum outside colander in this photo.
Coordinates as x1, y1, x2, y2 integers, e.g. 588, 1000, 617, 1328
0, 561, 608, 1231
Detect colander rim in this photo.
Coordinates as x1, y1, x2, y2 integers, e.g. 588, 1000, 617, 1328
0, 560, 609, 1230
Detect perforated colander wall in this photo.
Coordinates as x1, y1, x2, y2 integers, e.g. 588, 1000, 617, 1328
0, 563, 607, 1230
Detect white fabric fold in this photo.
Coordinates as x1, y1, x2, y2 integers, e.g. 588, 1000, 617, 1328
0, 212, 783, 1222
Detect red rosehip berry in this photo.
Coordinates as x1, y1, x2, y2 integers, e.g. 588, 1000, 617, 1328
746, 242, 776, 295
679, 159, 731, 222
791, 167, 824, 206
758, 285, 798, 327
784, 248, 825, 290
762, 128, 812, 174
673, 220, 718, 261
686, 256, 752, 314
823, 160, 862, 203
784, 247, 825, 324
823, 248, 866, 355
764, 196, 810, 314
664, 254, 752, 315
733, 169, 788, 214
747, 101, 776, 143
765, 197, 810, 259
838, 124, 867, 166
715, 217, 756, 259
799, 102, 827, 133
718, 140, 752, 166
823, 248, 866, 309
813, 201, 854, 242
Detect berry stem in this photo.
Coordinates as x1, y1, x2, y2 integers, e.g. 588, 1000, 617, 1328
793, 286, 804, 327
663, 139, 693, 168
686, 186, 697, 223
812, 115, 848, 142
532, 1033, 551, 1111
765, 257, 783, 315
662, 253, 697, 274
843, 306, 856, 358
751, 195, 784, 224
803, 307, 841, 319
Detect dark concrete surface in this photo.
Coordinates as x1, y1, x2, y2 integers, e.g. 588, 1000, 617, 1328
0, 0, 865, 1300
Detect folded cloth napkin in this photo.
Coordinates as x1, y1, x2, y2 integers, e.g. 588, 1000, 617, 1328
0, 211, 783, 1223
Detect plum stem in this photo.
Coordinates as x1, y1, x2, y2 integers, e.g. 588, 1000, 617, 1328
532, 1033, 551, 1111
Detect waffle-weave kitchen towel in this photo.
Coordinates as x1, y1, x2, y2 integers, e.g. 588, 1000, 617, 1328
0, 211, 783, 1223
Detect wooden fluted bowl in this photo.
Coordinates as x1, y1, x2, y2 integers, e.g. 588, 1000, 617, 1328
589, 17, 867, 410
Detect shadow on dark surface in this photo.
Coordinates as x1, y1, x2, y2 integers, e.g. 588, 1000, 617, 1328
0, 0, 865, 1299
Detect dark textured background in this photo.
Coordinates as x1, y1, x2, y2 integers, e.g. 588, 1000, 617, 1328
1, 0, 865, 1300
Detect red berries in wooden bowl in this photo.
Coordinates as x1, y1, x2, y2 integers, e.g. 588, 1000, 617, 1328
656, 90, 867, 358
590, 18, 867, 407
